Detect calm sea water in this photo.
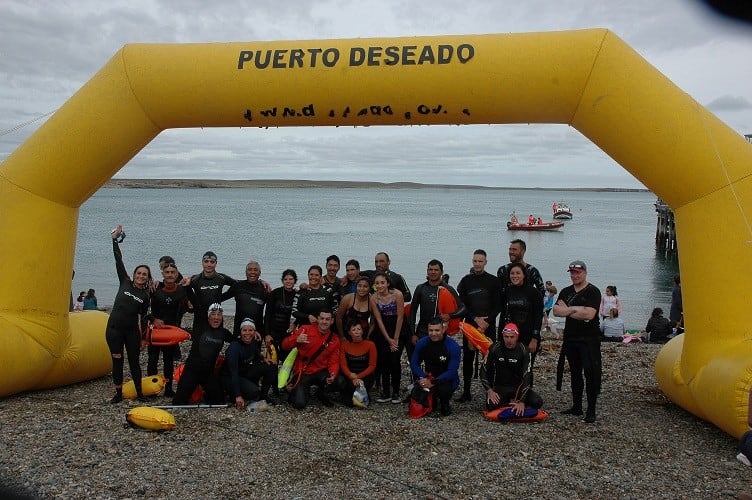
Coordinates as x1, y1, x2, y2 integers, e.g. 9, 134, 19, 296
73, 187, 678, 329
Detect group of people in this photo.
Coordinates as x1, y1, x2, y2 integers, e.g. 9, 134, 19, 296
103, 224, 605, 422
72, 289, 98, 311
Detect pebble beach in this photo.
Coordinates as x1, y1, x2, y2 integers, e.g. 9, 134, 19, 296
1, 320, 750, 499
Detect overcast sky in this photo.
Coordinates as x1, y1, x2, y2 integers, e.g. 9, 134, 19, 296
1, 0, 750, 189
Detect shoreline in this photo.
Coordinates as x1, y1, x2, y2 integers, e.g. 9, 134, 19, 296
105, 178, 649, 192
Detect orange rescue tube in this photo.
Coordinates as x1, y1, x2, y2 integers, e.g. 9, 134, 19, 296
438, 286, 461, 335
148, 324, 191, 346
459, 322, 493, 355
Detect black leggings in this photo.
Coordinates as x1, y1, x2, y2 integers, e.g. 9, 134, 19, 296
563, 340, 602, 407
106, 326, 142, 391
289, 369, 330, 410
373, 335, 402, 396
461, 325, 496, 392
147, 345, 175, 383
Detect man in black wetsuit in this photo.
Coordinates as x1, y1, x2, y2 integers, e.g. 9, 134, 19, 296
409, 259, 466, 361
172, 303, 234, 405
220, 318, 276, 407
223, 260, 268, 338
497, 239, 545, 297
184, 251, 236, 354
480, 322, 543, 415
341, 259, 361, 296
553, 260, 602, 424
321, 254, 344, 306
456, 249, 501, 402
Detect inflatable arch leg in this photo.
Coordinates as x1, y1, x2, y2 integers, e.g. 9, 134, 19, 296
2, 30, 751, 438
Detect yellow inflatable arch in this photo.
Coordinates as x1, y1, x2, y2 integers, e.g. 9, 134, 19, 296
1, 29, 751, 436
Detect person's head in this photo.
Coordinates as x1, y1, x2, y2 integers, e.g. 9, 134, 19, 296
239, 318, 257, 344
373, 271, 391, 293
508, 262, 527, 287
317, 309, 333, 332
427, 316, 446, 342
471, 249, 487, 274
87, 288, 96, 298
158, 255, 176, 271
374, 252, 390, 271
78, 291, 86, 299
355, 276, 371, 297
245, 261, 261, 282
202, 251, 217, 275
566, 260, 588, 286
161, 262, 179, 285
609, 307, 619, 319
308, 265, 323, 287
325, 255, 340, 277
282, 269, 298, 289
508, 239, 527, 263
345, 259, 360, 281
651, 307, 664, 318
426, 259, 444, 284
673, 275, 681, 286
501, 322, 520, 349
132, 265, 152, 287
348, 321, 364, 342
208, 303, 223, 328
606, 285, 617, 296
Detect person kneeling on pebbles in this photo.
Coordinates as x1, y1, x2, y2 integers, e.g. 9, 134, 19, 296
220, 318, 275, 408
480, 322, 543, 415
281, 309, 340, 409
410, 317, 461, 417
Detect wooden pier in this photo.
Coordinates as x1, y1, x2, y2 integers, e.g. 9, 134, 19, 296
655, 198, 677, 255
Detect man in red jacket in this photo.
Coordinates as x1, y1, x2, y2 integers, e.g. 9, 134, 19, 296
282, 309, 340, 409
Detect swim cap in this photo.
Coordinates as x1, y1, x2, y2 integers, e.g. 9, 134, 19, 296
207, 303, 223, 317
502, 323, 519, 335
240, 318, 256, 330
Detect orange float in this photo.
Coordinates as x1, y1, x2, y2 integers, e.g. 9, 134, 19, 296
459, 322, 493, 355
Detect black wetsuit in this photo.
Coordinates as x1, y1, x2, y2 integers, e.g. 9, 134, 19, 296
500, 283, 544, 370
361, 269, 412, 302
457, 270, 501, 395
480, 341, 542, 411
223, 280, 268, 337
321, 276, 343, 310
172, 325, 234, 405
497, 263, 545, 298
291, 287, 337, 325
220, 339, 276, 402
105, 240, 150, 393
148, 283, 192, 388
556, 283, 602, 415
187, 272, 236, 351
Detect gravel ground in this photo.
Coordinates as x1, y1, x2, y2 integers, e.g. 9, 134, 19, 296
1, 321, 751, 499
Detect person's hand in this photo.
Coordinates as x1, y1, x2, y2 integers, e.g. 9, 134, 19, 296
111, 224, 123, 240
419, 377, 433, 389
487, 389, 500, 405
511, 401, 525, 416
308, 315, 318, 324
140, 339, 148, 351
180, 276, 191, 287
353, 377, 363, 387
152, 319, 165, 328
411, 335, 418, 346
149, 280, 161, 293
235, 396, 245, 409
475, 316, 489, 331
265, 335, 273, 346
326, 373, 335, 384
253, 331, 262, 342
297, 332, 309, 344
439, 313, 450, 322
287, 323, 296, 334
528, 338, 539, 354
261, 280, 272, 294
389, 339, 398, 352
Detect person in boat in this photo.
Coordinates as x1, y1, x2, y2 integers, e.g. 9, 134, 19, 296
480, 322, 543, 415
599, 285, 622, 320
645, 307, 671, 344
282, 309, 340, 409
172, 303, 234, 405
336, 275, 373, 338
600, 308, 625, 341
370, 271, 405, 404
537, 217, 543, 225
553, 260, 602, 424
528, 214, 535, 225
222, 260, 269, 339
336, 321, 377, 406
456, 249, 501, 402
510, 213, 519, 225
499, 262, 544, 373
105, 224, 152, 404
410, 316, 461, 417
220, 318, 276, 408
149, 261, 193, 397
497, 239, 545, 298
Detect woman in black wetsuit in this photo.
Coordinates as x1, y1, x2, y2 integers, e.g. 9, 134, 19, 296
499, 262, 543, 373
106, 225, 152, 403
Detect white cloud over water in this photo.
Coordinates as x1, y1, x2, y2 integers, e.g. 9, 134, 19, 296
1, 0, 751, 189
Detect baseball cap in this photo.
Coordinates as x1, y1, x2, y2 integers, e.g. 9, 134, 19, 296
202, 251, 217, 261
567, 260, 587, 272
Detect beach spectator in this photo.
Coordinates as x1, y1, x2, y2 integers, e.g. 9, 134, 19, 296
543, 281, 557, 331
105, 225, 151, 403
600, 308, 625, 341
282, 309, 340, 410
553, 260, 602, 423
223, 261, 268, 338
336, 322, 377, 406
645, 307, 671, 344
499, 262, 544, 374
336, 275, 373, 338
456, 249, 501, 402
74, 291, 85, 311
172, 303, 233, 405
83, 289, 98, 310
497, 239, 545, 298
291, 265, 337, 326
599, 285, 622, 320
480, 322, 543, 414
370, 271, 405, 403
670, 275, 683, 333
410, 317, 461, 417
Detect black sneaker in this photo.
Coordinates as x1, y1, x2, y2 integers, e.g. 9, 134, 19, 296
318, 391, 334, 407
109, 393, 123, 404
584, 411, 596, 423
137, 395, 148, 403
163, 387, 175, 398
560, 407, 583, 416
455, 392, 472, 403
440, 402, 452, 416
